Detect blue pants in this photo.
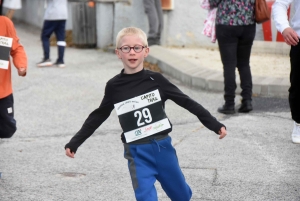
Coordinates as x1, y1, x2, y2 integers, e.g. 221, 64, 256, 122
41, 20, 66, 63
0, 94, 16, 138
124, 136, 192, 201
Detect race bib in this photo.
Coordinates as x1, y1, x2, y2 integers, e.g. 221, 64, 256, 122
0, 36, 12, 70
114, 89, 171, 143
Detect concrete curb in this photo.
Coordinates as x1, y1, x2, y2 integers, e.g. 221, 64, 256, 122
145, 45, 289, 97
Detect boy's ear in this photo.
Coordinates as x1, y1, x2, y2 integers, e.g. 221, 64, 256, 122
115, 49, 122, 59
144, 47, 150, 57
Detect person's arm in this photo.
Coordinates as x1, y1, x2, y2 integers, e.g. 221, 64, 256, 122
272, 0, 299, 46
208, 0, 221, 8
5, 17, 27, 76
153, 73, 225, 135
65, 83, 114, 156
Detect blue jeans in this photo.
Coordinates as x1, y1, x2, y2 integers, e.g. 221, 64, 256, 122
41, 20, 66, 63
0, 94, 16, 138
216, 24, 256, 106
289, 43, 300, 123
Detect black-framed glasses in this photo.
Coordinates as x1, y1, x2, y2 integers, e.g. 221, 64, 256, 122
118, 45, 147, 53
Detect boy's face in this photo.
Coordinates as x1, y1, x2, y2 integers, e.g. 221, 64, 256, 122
115, 35, 149, 74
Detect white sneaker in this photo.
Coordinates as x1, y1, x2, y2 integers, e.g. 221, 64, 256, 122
292, 121, 300, 144
37, 59, 53, 67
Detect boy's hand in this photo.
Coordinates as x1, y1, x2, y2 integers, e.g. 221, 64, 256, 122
65, 148, 75, 158
218, 127, 227, 139
18, 68, 26, 77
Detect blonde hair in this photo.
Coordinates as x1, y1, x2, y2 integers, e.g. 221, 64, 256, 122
115, 27, 148, 49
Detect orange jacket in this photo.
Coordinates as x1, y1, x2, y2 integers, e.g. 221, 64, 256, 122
0, 16, 27, 99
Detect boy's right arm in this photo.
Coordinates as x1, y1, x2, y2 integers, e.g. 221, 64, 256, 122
65, 83, 114, 156
65, 148, 75, 158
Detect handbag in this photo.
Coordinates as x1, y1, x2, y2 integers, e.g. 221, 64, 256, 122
255, 0, 271, 24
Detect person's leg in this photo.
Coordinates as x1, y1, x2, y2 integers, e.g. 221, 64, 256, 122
289, 44, 300, 123
236, 24, 256, 112
153, 0, 163, 44
216, 25, 240, 113
289, 43, 300, 143
124, 143, 158, 201
54, 20, 66, 66
155, 137, 192, 201
0, 94, 16, 138
143, 0, 159, 45
39, 20, 55, 65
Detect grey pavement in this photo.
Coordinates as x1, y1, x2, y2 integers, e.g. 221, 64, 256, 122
0, 22, 300, 201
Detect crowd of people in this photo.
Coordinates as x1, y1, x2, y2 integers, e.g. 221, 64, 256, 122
0, 0, 299, 200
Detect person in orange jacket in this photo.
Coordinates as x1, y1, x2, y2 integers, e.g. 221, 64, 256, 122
0, 13, 27, 138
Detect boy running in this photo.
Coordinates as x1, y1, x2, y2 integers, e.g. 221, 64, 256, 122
65, 27, 227, 201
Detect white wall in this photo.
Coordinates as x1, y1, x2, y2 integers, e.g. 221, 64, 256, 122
9, 0, 274, 49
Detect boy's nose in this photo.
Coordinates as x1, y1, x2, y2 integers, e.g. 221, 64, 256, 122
129, 49, 136, 54
129, 48, 135, 53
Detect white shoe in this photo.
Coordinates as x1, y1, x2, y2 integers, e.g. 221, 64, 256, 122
292, 121, 300, 144
37, 59, 53, 67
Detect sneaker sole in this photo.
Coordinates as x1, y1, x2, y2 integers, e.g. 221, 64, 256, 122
37, 62, 53, 67
238, 109, 253, 113
217, 110, 235, 115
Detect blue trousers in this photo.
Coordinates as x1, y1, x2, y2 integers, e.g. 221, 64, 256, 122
41, 20, 66, 63
0, 94, 16, 138
124, 136, 192, 201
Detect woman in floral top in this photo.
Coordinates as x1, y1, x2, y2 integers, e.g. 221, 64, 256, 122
209, 0, 256, 114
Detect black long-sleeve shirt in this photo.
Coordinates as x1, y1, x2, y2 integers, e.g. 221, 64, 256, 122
65, 69, 225, 153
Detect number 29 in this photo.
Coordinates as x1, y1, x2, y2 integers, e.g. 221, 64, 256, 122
134, 108, 152, 127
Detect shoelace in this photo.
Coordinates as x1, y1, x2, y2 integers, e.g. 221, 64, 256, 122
150, 139, 166, 152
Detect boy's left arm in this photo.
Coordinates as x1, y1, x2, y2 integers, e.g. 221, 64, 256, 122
154, 73, 226, 136
6, 17, 27, 76
218, 126, 227, 139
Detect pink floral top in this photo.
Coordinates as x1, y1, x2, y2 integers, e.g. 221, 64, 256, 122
208, 0, 255, 25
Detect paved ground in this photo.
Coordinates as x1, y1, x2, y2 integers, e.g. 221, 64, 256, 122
166, 46, 290, 78
0, 23, 300, 201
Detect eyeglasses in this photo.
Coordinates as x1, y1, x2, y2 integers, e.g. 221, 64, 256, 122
118, 45, 146, 53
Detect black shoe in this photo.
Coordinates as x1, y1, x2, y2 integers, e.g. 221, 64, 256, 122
54, 61, 65, 68
238, 100, 253, 113
148, 37, 160, 46
217, 105, 235, 114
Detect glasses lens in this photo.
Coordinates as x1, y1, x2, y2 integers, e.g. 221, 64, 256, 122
121, 46, 130, 53
134, 45, 143, 53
